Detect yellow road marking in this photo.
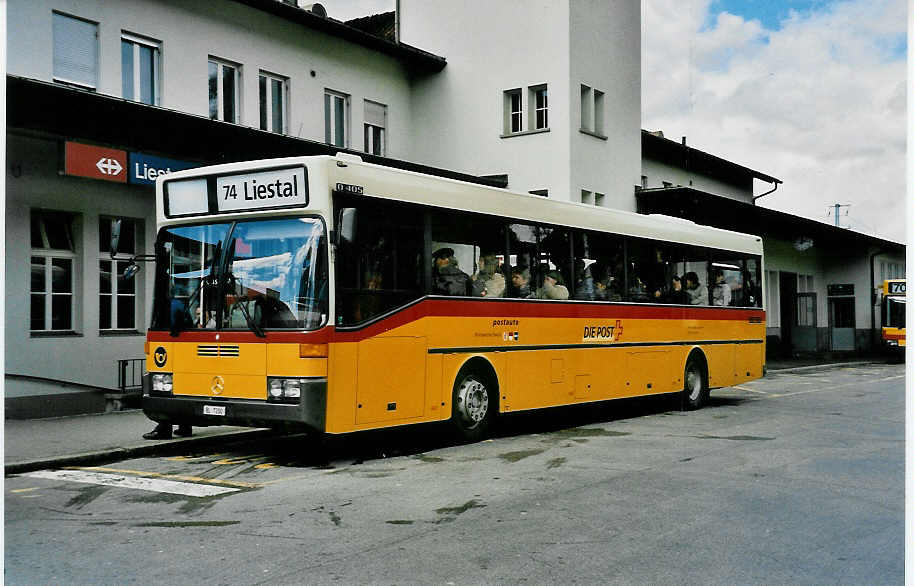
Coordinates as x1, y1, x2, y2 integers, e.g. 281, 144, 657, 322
11, 487, 40, 493
254, 463, 278, 470
71, 466, 261, 489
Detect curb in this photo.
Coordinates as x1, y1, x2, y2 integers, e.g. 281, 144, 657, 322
766, 360, 887, 375
5, 428, 274, 475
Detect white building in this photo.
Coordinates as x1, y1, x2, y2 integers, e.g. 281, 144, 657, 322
5, 0, 903, 417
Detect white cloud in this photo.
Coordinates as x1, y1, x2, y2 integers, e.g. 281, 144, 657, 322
642, 0, 906, 242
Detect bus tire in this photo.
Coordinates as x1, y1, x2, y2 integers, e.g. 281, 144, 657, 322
681, 354, 709, 410
451, 368, 495, 442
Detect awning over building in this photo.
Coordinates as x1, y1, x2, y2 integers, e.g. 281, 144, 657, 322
636, 186, 903, 254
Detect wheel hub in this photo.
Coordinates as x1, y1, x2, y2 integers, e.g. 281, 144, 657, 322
456, 378, 488, 425
686, 368, 702, 400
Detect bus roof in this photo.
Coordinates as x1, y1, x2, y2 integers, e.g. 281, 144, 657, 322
158, 154, 764, 256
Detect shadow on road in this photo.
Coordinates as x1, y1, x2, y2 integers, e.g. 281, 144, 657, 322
206, 390, 751, 470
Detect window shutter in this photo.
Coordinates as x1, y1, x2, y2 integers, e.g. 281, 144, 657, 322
364, 101, 386, 128
53, 13, 98, 88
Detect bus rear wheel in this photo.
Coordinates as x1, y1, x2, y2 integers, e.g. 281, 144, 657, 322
682, 355, 708, 410
451, 370, 495, 442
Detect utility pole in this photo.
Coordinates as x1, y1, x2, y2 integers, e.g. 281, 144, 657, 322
828, 203, 850, 227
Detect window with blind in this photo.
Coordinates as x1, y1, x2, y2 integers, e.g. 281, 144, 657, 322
363, 100, 387, 156
53, 12, 98, 89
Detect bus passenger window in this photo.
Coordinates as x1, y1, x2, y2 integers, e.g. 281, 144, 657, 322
711, 257, 744, 306
742, 257, 762, 307
674, 253, 709, 306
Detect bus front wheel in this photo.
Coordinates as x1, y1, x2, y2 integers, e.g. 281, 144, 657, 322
451, 370, 495, 442
682, 355, 709, 410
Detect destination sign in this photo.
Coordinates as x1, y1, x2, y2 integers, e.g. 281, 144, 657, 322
217, 167, 308, 212
887, 281, 905, 295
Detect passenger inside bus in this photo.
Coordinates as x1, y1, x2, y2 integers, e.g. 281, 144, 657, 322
667, 275, 689, 304
535, 270, 570, 300
710, 269, 732, 306
511, 266, 534, 298
471, 253, 505, 298
432, 247, 471, 296
684, 271, 708, 305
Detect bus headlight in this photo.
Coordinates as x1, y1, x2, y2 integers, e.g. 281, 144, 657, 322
151, 373, 173, 394
267, 377, 304, 403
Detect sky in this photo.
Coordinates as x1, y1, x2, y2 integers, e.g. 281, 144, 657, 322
322, 0, 906, 243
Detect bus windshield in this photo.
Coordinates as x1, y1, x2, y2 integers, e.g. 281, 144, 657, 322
886, 297, 906, 329
151, 217, 328, 332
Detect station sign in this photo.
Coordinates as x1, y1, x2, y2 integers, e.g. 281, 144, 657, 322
128, 152, 198, 185
65, 142, 127, 183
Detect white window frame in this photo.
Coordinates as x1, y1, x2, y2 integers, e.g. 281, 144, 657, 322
259, 71, 289, 134
31, 212, 78, 333
209, 57, 241, 123
53, 12, 98, 90
363, 100, 387, 156
503, 88, 523, 134
121, 32, 161, 105
530, 85, 548, 130
98, 217, 138, 331
324, 89, 350, 148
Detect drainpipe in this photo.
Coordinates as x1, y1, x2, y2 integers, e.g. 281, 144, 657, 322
752, 180, 780, 204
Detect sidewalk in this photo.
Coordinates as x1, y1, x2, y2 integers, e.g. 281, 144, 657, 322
5, 410, 271, 474
4, 357, 892, 475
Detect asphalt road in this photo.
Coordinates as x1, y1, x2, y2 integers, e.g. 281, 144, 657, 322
5, 363, 904, 585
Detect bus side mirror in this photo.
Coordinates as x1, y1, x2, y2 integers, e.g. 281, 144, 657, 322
338, 208, 357, 245
110, 219, 122, 258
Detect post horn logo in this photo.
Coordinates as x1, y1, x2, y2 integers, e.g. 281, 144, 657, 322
153, 347, 167, 368
211, 375, 225, 395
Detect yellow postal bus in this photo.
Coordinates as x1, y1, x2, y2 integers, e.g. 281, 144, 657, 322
140, 154, 765, 440
881, 279, 905, 356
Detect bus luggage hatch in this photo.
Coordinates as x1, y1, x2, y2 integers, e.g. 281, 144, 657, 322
356, 337, 427, 424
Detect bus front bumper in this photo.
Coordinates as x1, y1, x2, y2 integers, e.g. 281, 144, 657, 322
142, 375, 327, 432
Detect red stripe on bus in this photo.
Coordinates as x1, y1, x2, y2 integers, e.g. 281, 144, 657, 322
147, 298, 765, 344
331, 299, 764, 343
883, 333, 905, 341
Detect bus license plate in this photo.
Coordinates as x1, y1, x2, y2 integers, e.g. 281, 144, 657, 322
203, 405, 226, 416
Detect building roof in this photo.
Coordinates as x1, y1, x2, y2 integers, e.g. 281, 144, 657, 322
642, 130, 781, 186
346, 11, 396, 42
636, 186, 904, 253
230, 1, 445, 73
6, 75, 504, 188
